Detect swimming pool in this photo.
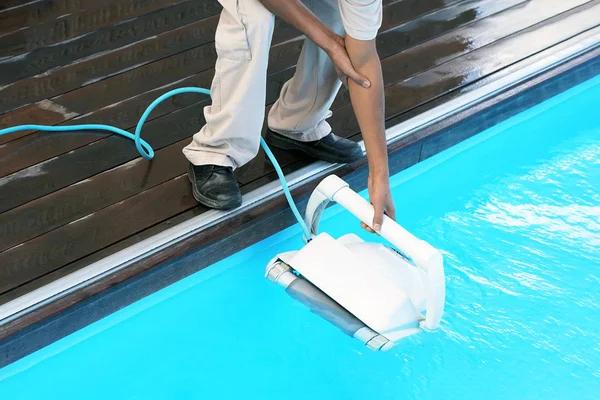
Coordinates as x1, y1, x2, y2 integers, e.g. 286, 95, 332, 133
1, 72, 599, 398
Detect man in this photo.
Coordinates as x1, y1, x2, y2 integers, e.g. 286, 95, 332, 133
184, 0, 395, 232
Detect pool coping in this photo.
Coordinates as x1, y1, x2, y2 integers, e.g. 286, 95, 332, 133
1, 28, 599, 366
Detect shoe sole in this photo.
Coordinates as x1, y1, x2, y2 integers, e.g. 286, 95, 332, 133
187, 172, 242, 211
264, 131, 363, 164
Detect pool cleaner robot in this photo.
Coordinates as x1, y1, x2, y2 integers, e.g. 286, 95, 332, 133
266, 175, 446, 351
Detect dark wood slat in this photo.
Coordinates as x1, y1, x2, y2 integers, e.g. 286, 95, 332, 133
379, 0, 462, 31
0, 0, 116, 36
379, 0, 591, 88
333, 0, 590, 108
376, 0, 522, 59
0, 37, 305, 176
0, 0, 494, 176
0, 105, 294, 252
0, 27, 303, 145
0, 99, 206, 214
0, 0, 224, 84
0, 104, 66, 143
0, 0, 195, 59
332, 0, 530, 108
0, 13, 220, 115
0, 0, 37, 12
0, 140, 188, 253
0, 174, 199, 295
334, 0, 600, 137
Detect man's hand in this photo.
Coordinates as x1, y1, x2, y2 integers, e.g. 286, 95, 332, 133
343, 36, 394, 233
255, 0, 392, 232
326, 35, 371, 89
361, 174, 396, 233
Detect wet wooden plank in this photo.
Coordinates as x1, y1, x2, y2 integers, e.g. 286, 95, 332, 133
332, 0, 531, 108
0, 174, 198, 295
0, 38, 305, 176
376, 0, 524, 59
0, 0, 37, 12
0, 141, 189, 253
333, 0, 590, 108
0, 99, 205, 214
0, 20, 301, 146
0, 104, 293, 252
379, 0, 591, 87
0, 0, 224, 84
334, 0, 600, 138
0, 0, 194, 59
0, 0, 116, 36
0, 13, 220, 114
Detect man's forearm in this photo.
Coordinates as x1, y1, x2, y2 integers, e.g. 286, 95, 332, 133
258, 0, 386, 168
345, 37, 388, 179
257, 0, 337, 53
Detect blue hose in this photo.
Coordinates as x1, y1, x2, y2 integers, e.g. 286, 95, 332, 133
0, 87, 311, 237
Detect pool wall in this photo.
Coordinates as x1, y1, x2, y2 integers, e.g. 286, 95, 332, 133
1, 48, 599, 368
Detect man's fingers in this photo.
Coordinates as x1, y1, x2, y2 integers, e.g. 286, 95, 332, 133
372, 202, 384, 232
386, 203, 397, 221
361, 221, 376, 234
341, 75, 349, 88
347, 69, 371, 88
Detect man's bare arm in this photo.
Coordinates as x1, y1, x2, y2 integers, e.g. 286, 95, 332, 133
346, 36, 395, 231
258, 0, 393, 230
257, 0, 370, 87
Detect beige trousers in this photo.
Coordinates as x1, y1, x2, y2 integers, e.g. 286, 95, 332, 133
182, 0, 346, 169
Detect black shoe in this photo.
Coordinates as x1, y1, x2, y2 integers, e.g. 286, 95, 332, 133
265, 129, 363, 164
187, 163, 242, 210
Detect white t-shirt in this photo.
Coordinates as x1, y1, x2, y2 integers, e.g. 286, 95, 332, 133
338, 0, 383, 41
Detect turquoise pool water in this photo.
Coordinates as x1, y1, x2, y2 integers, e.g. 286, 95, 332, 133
1, 75, 599, 399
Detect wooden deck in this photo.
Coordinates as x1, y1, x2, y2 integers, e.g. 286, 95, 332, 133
1, 0, 599, 305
